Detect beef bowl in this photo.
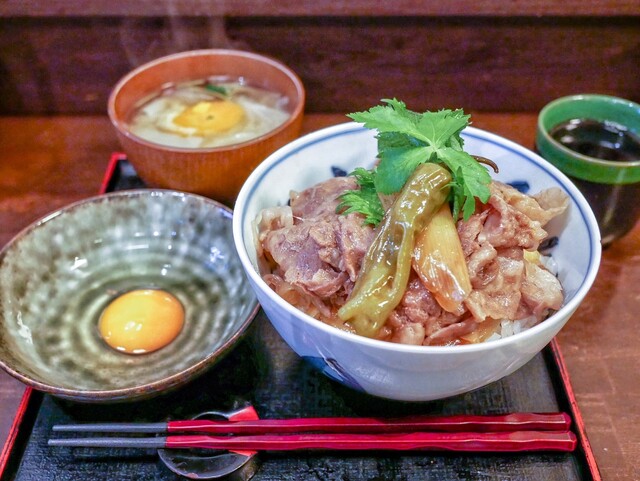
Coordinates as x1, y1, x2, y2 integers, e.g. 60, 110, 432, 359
232, 118, 601, 401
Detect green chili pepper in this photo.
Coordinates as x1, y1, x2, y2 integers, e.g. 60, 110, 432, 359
337, 163, 452, 338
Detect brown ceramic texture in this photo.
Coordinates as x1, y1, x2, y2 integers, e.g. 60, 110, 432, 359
108, 49, 305, 204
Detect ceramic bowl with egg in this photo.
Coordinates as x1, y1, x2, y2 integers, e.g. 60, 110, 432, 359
108, 49, 306, 204
233, 122, 601, 402
0, 190, 259, 402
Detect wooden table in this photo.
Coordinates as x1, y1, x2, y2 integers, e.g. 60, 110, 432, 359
1, 113, 638, 481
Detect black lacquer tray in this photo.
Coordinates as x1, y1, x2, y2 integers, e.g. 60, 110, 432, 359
0, 155, 601, 481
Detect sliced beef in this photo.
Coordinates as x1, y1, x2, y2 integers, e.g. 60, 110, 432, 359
458, 182, 569, 327
384, 274, 475, 346
520, 260, 564, 318
258, 177, 375, 301
290, 176, 359, 219
464, 247, 525, 322
257, 176, 569, 346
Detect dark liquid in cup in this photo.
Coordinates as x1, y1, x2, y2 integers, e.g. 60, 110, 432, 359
567, 176, 640, 246
547, 118, 640, 245
549, 118, 640, 162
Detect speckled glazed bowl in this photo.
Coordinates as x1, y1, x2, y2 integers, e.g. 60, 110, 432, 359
233, 122, 601, 402
0, 190, 258, 402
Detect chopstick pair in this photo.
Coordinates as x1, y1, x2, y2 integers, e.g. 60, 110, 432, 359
48, 412, 577, 453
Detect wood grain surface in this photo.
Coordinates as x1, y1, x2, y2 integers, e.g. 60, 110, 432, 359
1, 0, 639, 17
0, 114, 639, 480
1, 16, 639, 115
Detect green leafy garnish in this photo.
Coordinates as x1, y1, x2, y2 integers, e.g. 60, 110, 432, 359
340, 99, 492, 223
205, 84, 228, 96
336, 168, 384, 226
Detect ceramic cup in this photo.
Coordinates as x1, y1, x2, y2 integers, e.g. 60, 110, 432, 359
536, 94, 640, 246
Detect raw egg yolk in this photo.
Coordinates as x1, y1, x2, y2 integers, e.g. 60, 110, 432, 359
99, 289, 184, 355
172, 99, 245, 135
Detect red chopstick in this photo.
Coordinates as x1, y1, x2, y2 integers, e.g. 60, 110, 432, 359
48, 430, 577, 452
52, 412, 571, 435
168, 412, 571, 434
166, 431, 577, 452
49, 412, 577, 453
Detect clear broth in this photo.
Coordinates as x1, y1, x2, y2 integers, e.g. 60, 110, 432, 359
127, 77, 291, 149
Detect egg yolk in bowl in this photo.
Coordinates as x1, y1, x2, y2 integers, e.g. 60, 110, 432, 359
172, 99, 245, 135
127, 79, 291, 149
98, 289, 184, 355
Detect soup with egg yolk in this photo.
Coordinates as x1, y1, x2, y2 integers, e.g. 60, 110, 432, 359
127, 79, 291, 149
172, 99, 245, 135
99, 289, 184, 355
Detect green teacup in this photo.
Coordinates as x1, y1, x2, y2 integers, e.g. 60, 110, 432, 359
536, 94, 640, 245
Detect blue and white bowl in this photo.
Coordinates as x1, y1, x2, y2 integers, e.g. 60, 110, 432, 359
233, 122, 601, 401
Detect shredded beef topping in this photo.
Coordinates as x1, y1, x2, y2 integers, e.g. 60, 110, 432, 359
256, 176, 568, 345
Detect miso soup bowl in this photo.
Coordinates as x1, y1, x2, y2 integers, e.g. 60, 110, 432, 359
233, 122, 601, 402
108, 49, 305, 205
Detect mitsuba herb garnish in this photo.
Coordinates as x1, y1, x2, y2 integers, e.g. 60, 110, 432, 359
337, 99, 492, 225
335, 167, 385, 225
205, 84, 228, 96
